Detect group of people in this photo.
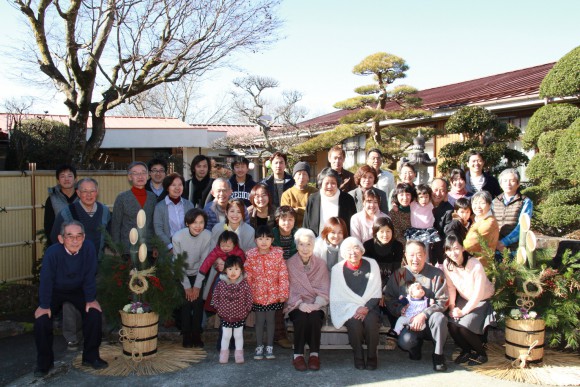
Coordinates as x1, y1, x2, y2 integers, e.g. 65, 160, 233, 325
35, 147, 532, 376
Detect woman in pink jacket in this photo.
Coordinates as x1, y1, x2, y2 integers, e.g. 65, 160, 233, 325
443, 234, 495, 367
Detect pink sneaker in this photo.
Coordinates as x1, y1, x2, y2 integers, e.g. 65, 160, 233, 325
219, 349, 229, 364
234, 349, 244, 364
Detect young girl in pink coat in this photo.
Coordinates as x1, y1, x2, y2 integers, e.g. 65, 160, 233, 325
244, 225, 289, 361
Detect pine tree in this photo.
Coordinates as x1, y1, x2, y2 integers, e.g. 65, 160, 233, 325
437, 106, 528, 175
292, 52, 433, 168
522, 46, 580, 236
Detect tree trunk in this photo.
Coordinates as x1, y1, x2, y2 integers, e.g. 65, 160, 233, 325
372, 120, 382, 144
67, 103, 107, 168
68, 109, 90, 167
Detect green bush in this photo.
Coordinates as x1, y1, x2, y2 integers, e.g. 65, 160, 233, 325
438, 106, 528, 175
522, 103, 580, 150
554, 125, 580, 183
540, 46, 580, 98
6, 118, 71, 170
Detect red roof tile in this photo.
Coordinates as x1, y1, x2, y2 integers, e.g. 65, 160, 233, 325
190, 124, 259, 136
189, 124, 286, 137
300, 62, 555, 127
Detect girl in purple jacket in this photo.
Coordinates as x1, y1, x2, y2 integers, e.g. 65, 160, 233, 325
212, 255, 253, 364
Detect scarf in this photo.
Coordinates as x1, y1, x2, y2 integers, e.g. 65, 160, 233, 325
329, 258, 382, 328
131, 186, 147, 208
398, 204, 410, 213
319, 189, 340, 234
191, 175, 210, 205
285, 253, 330, 314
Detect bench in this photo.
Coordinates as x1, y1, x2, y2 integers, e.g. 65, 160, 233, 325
287, 320, 395, 350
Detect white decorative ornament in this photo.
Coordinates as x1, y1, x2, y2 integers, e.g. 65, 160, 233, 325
137, 209, 146, 229
129, 228, 139, 245
138, 244, 147, 263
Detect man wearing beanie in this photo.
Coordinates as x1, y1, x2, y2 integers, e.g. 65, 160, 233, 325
281, 161, 317, 226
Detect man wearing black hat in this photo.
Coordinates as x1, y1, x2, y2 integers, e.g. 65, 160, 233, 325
281, 161, 317, 226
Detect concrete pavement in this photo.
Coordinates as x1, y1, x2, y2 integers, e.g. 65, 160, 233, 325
2, 329, 532, 387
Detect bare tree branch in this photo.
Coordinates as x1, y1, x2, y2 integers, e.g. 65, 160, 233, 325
8, 0, 283, 166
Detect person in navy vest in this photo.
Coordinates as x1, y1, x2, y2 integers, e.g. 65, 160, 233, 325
34, 221, 108, 377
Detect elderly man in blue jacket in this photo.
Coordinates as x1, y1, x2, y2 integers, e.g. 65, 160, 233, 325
34, 220, 108, 377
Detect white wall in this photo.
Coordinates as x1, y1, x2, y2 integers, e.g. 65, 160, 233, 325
87, 128, 210, 148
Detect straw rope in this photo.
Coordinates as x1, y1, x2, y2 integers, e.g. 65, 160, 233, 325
511, 340, 538, 369
460, 342, 580, 385
73, 341, 207, 376
128, 267, 156, 294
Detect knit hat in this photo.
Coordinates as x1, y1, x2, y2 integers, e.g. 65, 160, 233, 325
292, 161, 311, 177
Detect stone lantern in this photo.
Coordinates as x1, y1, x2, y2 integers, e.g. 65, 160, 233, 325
399, 130, 437, 184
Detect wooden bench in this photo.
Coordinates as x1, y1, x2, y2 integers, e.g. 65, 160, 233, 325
287, 321, 395, 350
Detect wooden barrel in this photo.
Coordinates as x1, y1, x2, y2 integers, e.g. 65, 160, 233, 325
119, 311, 159, 359
505, 318, 545, 362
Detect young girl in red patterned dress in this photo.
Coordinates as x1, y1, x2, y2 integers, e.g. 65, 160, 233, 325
212, 255, 253, 364
244, 225, 289, 361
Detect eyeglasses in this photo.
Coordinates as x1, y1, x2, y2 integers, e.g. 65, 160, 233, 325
130, 172, 148, 176
150, 169, 166, 174
79, 190, 97, 195
63, 234, 84, 241
345, 246, 362, 254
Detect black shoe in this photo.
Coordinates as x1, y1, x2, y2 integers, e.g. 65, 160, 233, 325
432, 353, 448, 372
454, 350, 473, 364
34, 368, 49, 377
386, 329, 399, 340
192, 333, 204, 348
82, 357, 109, 370
354, 356, 365, 370
467, 354, 488, 366
408, 345, 422, 360
182, 333, 193, 348
366, 357, 378, 370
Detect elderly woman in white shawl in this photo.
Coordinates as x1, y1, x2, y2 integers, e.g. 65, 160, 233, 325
330, 237, 382, 370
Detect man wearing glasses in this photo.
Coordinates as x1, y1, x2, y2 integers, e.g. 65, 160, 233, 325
34, 221, 108, 377
111, 162, 157, 256
50, 177, 111, 351
145, 158, 168, 202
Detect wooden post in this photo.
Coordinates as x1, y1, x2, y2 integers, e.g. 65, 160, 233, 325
29, 162, 37, 271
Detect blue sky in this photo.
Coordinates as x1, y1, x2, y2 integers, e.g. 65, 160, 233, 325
0, 0, 579, 119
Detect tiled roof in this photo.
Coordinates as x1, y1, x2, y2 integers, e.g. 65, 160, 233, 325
190, 124, 286, 137
190, 124, 259, 136
299, 62, 555, 127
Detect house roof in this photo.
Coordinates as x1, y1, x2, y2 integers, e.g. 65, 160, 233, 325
299, 62, 555, 127
190, 124, 259, 136
189, 123, 286, 137
0, 113, 195, 132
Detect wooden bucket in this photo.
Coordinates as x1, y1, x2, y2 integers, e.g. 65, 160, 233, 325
505, 318, 545, 362
119, 311, 159, 360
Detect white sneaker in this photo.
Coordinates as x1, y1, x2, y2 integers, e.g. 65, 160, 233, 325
265, 345, 275, 359
254, 345, 264, 360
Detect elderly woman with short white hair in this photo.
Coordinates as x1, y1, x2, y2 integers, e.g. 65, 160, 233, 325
493, 168, 533, 253
330, 237, 382, 370
285, 228, 330, 372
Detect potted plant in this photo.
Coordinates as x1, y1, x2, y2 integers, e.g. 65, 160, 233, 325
98, 210, 186, 360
